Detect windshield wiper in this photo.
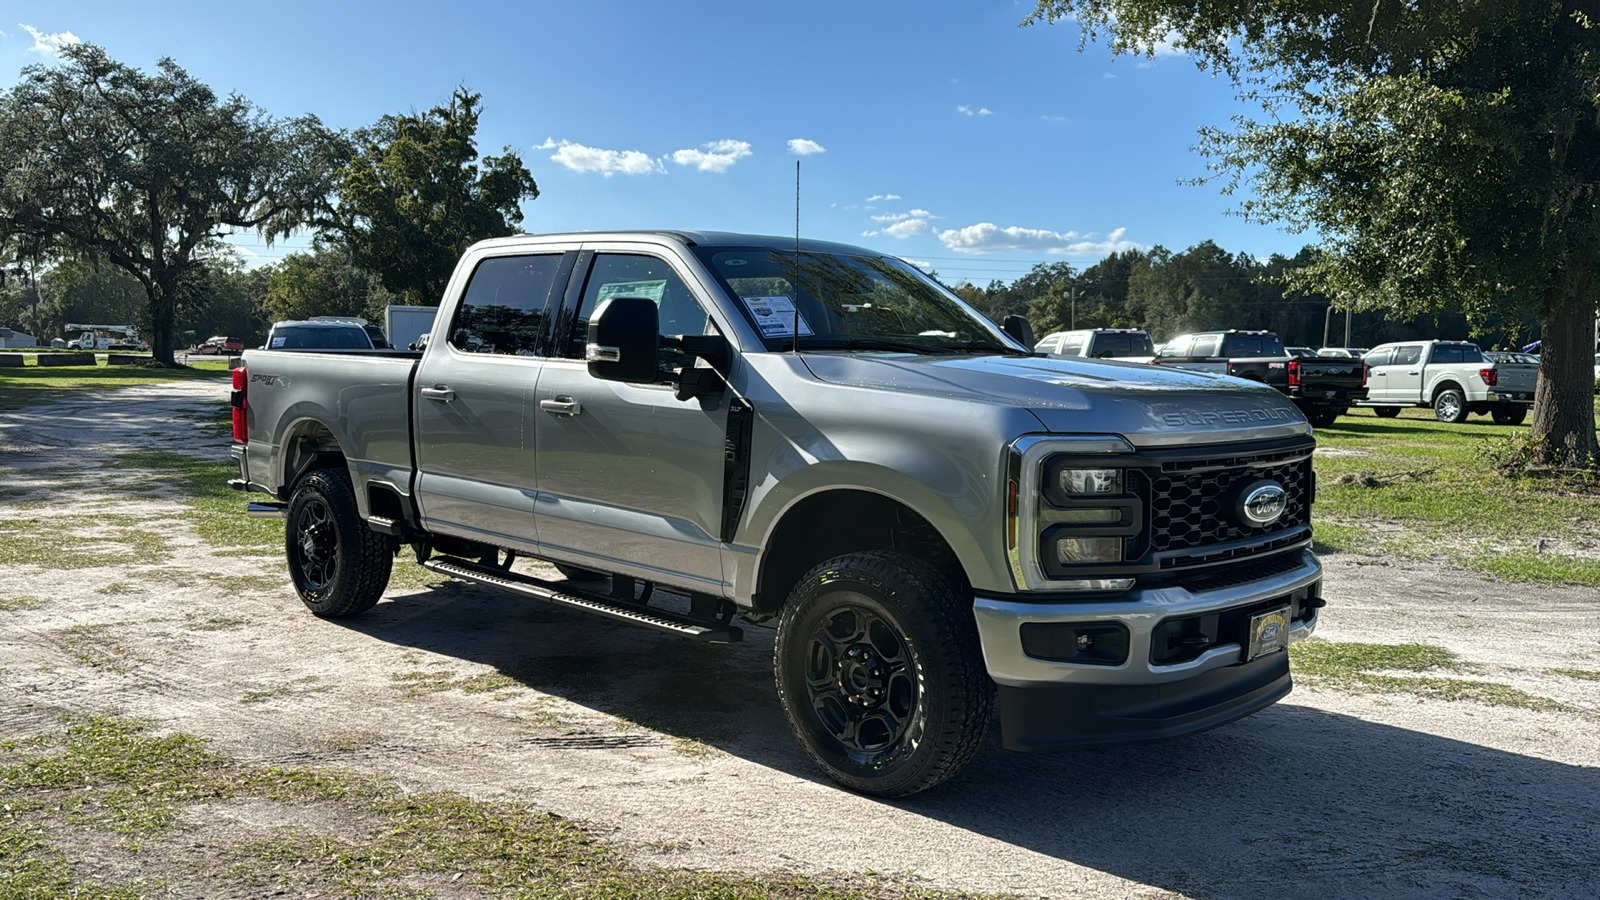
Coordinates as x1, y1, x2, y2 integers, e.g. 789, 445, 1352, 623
798, 337, 940, 354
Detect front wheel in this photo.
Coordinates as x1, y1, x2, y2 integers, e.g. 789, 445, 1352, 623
773, 551, 993, 798
286, 468, 392, 617
1492, 406, 1527, 426
1433, 388, 1468, 424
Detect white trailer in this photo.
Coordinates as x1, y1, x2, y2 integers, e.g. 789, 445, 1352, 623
384, 306, 438, 350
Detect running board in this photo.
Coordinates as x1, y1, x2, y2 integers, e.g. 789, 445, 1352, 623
421, 557, 742, 643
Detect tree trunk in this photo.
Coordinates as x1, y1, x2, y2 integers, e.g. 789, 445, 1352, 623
148, 280, 178, 367
1529, 269, 1598, 465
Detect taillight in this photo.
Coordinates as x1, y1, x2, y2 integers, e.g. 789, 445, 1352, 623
231, 366, 248, 443
1288, 359, 1300, 387
1479, 368, 1497, 386
1363, 364, 1370, 386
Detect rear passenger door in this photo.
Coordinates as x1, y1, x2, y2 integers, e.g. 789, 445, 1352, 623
1385, 344, 1426, 404
1362, 348, 1395, 402
531, 248, 732, 594
413, 249, 576, 549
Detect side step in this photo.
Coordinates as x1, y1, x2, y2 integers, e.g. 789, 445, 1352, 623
421, 557, 742, 643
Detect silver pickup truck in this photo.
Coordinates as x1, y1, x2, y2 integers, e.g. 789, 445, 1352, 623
230, 230, 1324, 797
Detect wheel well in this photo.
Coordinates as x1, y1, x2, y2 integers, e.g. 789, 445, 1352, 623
279, 421, 346, 497
752, 490, 965, 614
1431, 381, 1464, 404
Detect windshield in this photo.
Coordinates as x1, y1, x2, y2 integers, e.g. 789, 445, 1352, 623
693, 246, 1021, 355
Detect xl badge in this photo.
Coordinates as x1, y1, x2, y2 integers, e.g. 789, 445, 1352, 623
1237, 480, 1287, 527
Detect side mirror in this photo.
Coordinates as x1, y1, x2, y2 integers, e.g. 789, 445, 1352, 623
1002, 314, 1035, 348
587, 296, 660, 383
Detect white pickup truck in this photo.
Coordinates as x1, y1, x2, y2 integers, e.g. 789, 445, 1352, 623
1360, 340, 1538, 424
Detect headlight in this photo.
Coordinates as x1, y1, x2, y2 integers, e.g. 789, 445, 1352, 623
1058, 467, 1121, 495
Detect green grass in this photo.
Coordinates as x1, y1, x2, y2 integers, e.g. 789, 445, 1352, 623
1290, 639, 1581, 713
0, 360, 230, 411
1313, 407, 1600, 586
1, 716, 984, 899
0, 514, 172, 568
106, 450, 282, 554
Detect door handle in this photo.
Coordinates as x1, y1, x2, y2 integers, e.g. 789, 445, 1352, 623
540, 397, 582, 417
1407, 371, 1420, 375
420, 386, 456, 402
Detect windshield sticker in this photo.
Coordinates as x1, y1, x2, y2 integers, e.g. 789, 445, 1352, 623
597, 280, 667, 303
270, 336, 286, 348
743, 296, 813, 339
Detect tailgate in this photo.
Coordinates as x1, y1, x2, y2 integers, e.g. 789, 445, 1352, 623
1494, 364, 1539, 393
1297, 359, 1366, 389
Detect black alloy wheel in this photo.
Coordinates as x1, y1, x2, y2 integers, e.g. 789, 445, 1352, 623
803, 603, 920, 757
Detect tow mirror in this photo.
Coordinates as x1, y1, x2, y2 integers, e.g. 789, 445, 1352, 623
1002, 314, 1035, 348
587, 296, 660, 383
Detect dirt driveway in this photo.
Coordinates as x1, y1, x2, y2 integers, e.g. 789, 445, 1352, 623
2, 380, 1597, 899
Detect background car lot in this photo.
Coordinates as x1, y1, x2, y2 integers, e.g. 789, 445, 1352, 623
0, 378, 1596, 899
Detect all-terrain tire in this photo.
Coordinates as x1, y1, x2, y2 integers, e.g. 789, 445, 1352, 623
1372, 406, 1402, 418
286, 467, 392, 617
1433, 388, 1468, 424
1491, 407, 1527, 426
773, 550, 993, 798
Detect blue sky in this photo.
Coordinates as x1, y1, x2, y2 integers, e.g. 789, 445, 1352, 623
1, 2, 1313, 286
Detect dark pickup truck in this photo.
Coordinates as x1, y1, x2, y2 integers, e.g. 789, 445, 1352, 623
1154, 330, 1368, 427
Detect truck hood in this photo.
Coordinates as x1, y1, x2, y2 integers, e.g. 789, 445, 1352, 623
800, 353, 1309, 444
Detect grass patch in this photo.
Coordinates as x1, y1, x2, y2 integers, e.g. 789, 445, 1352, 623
387, 670, 521, 699
0, 595, 49, 612
1291, 639, 1581, 714
0, 514, 172, 568
106, 450, 281, 554
1548, 668, 1600, 681
1, 715, 978, 899
241, 677, 329, 705
1314, 408, 1600, 586
0, 360, 230, 412
52, 625, 139, 674
186, 615, 249, 632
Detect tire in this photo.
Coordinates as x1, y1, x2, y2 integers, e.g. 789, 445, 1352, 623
553, 562, 606, 582
1372, 406, 1402, 418
1305, 407, 1338, 428
1492, 407, 1527, 426
286, 468, 391, 617
773, 550, 993, 798
1432, 388, 1468, 424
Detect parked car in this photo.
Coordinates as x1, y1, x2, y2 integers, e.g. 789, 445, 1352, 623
1360, 340, 1536, 424
1317, 347, 1370, 358
1035, 328, 1156, 360
1287, 346, 1318, 359
1151, 329, 1367, 427
264, 318, 389, 351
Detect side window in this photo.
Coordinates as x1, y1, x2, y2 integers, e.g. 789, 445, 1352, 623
1059, 335, 1086, 355
1364, 348, 1395, 367
1432, 344, 1462, 364
567, 253, 712, 371
449, 254, 564, 356
1394, 345, 1423, 366
1159, 335, 1195, 359
1190, 335, 1222, 358
1035, 335, 1062, 353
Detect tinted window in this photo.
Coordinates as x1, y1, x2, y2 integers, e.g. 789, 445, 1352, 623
569, 254, 711, 370
1189, 335, 1222, 358
450, 254, 563, 355
1364, 348, 1395, 367
1059, 335, 1086, 355
363, 324, 389, 349
1087, 333, 1153, 358
1159, 335, 1195, 359
1221, 334, 1285, 357
269, 325, 372, 350
1393, 345, 1423, 366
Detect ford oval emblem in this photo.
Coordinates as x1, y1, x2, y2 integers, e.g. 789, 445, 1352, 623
1238, 480, 1288, 526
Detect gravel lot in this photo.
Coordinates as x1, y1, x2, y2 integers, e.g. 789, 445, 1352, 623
2, 379, 1597, 899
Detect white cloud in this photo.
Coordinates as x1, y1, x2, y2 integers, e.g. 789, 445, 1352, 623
20, 24, 80, 55
866, 193, 900, 202
937, 224, 1141, 257
860, 230, 880, 238
871, 208, 935, 225
787, 138, 826, 156
884, 219, 932, 239
672, 139, 752, 173
902, 258, 934, 272
957, 105, 995, 116
1102, 72, 1118, 80
538, 138, 661, 176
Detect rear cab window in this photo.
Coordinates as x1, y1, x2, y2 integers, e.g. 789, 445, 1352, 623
1220, 333, 1285, 357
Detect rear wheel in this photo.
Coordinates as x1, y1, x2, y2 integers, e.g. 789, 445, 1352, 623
286, 468, 392, 617
1433, 388, 1468, 424
773, 551, 992, 798
1372, 406, 1402, 418
1491, 406, 1527, 426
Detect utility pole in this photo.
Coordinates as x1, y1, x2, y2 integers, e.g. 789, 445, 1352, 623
1322, 303, 1334, 348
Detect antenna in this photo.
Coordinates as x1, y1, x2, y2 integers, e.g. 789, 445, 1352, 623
793, 159, 800, 352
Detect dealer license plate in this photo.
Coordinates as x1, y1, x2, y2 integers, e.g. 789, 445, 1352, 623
1246, 607, 1291, 661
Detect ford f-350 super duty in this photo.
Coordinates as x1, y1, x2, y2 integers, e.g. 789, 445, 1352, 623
230, 231, 1325, 797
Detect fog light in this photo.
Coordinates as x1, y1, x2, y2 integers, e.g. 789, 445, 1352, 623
1055, 536, 1122, 564
1020, 621, 1130, 665
1060, 467, 1121, 495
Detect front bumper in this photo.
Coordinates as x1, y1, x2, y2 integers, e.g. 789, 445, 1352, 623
973, 549, 1321, 749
